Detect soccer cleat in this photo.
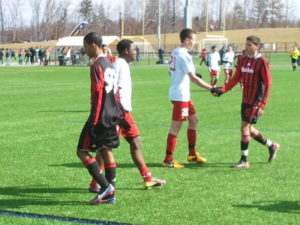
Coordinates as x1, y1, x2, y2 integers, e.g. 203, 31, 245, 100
88, 184, 100, 193
144, 177, 167, 189
268, 143, 280, 162
187, 152, 207, 163
89, 184, 115, 204
162, 160, 185, 168
231, 160, 250, 168
100, 195, 116, 204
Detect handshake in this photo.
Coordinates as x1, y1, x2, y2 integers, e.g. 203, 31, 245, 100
211, 87, 224, 96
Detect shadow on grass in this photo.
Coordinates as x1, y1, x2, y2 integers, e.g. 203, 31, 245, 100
37, 110, 88, 113
233, 201, 300, 214
0, 186, 87, 209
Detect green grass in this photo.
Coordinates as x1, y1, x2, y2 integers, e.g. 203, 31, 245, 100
0, 61, 299, 225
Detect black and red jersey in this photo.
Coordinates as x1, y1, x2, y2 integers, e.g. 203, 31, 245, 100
88, 56, 119, 128
221, 54, 271, 108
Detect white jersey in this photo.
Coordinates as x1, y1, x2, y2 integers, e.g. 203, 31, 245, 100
222, 51, 235, 70
208, 52, 220, 71
168, 47, 195, 102
113, 58, 132, 111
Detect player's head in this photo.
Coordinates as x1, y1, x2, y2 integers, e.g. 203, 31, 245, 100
117, 39, 136, 63
83, 32, 102, 57
180, 28, 196, 50
245, 35, 261, 56
211, 46, 217, 52
102, 44, 108, 54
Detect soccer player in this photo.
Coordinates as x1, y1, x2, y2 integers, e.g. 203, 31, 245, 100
102, 44, 116, 63
222, 46, 235, 84
211, 35, 280, 168
199, 48, 208, 66
89, 39, 166, 190
290, 46, 300, 71
207, 46, 220, 87
76, 32, 119, 204
163, 28, 212, 168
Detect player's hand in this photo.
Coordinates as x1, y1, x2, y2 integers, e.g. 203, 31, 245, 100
211, 87, 224, 97
257, 107, 265, 116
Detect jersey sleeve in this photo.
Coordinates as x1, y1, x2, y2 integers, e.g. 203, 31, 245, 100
178, 54, 193, 75
258, 57, 271, 108
89, 64, 105, 125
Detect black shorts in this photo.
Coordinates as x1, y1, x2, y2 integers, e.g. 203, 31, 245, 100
291, 58, 297, 63
241, 103, 260, 124
77, 122, 119, 152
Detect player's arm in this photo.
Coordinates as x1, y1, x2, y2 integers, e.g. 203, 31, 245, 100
258, 59, 271, 109
88, 65, 104, 126
188, 72, 212, 91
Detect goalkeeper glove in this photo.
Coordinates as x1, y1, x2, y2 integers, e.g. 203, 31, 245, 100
211, 87, 224, 96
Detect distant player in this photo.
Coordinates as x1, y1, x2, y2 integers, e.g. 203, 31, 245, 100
290, 46, 300, 71
102, 44, 116, 63
163, 28, 212, 168
199, 48, 208, 66
211, 35, 279, 168
89, 39, 166, 190
222, 46, 235, 84
77, 32, 119, 204
207, 46, 220, 87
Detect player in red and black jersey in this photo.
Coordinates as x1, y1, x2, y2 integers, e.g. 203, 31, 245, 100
77, 32, 119, 204
211, 35, 280, 168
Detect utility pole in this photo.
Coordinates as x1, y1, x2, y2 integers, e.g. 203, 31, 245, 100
184, 0, 192, 28
157, 0, 161, 49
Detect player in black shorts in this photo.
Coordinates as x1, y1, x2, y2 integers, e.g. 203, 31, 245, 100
76, 32, 119, 204
211, 35, 280, 168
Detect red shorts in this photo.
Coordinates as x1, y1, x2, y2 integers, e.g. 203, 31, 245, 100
171, 100, 196, 121
118, 111, 140, 138
224, 69, 233, 76
210, 69, 219, 76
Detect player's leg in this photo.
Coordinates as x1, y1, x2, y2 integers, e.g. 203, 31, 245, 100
89, 153, 104, 193
90, 148, 116, 204
250, 126, 280, 162
163, 101, 187, 168
77, 150, 112, 198
126, 136, 166, 189
163, 120, 184, 168
186, 102, 207, 164
231, 121, 251, 168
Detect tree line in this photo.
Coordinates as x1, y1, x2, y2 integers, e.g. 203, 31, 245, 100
0, 0, 299, 44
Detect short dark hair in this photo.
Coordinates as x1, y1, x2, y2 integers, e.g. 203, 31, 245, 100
117, 39, 133, 54
180, 28, 196, 43
83, 32, 102, 48
211, 45, 217, 50
246, 35, 261, 47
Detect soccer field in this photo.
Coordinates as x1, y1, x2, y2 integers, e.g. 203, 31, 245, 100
0, 62, 299, 225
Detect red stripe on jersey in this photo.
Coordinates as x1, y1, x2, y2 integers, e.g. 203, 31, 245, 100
222, 55, 271, 107
89, 59, 105, 125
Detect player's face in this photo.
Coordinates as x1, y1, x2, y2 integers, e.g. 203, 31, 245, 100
186, 34, 196, 50
84, 42, 94, 57
245, 41, 259, 57
126, 44, 136, 62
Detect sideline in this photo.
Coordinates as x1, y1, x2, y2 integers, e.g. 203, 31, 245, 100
0, 210, 134, 225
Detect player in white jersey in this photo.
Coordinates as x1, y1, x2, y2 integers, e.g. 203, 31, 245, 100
163, 28, 212, 168
207, 46, 221, 87
88, 39, 166, 191
222, 46, 235, 84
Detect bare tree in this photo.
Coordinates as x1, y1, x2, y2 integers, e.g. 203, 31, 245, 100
0, 0, 5, 43
8, 0, 24, 41
28, 0, 44, 41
